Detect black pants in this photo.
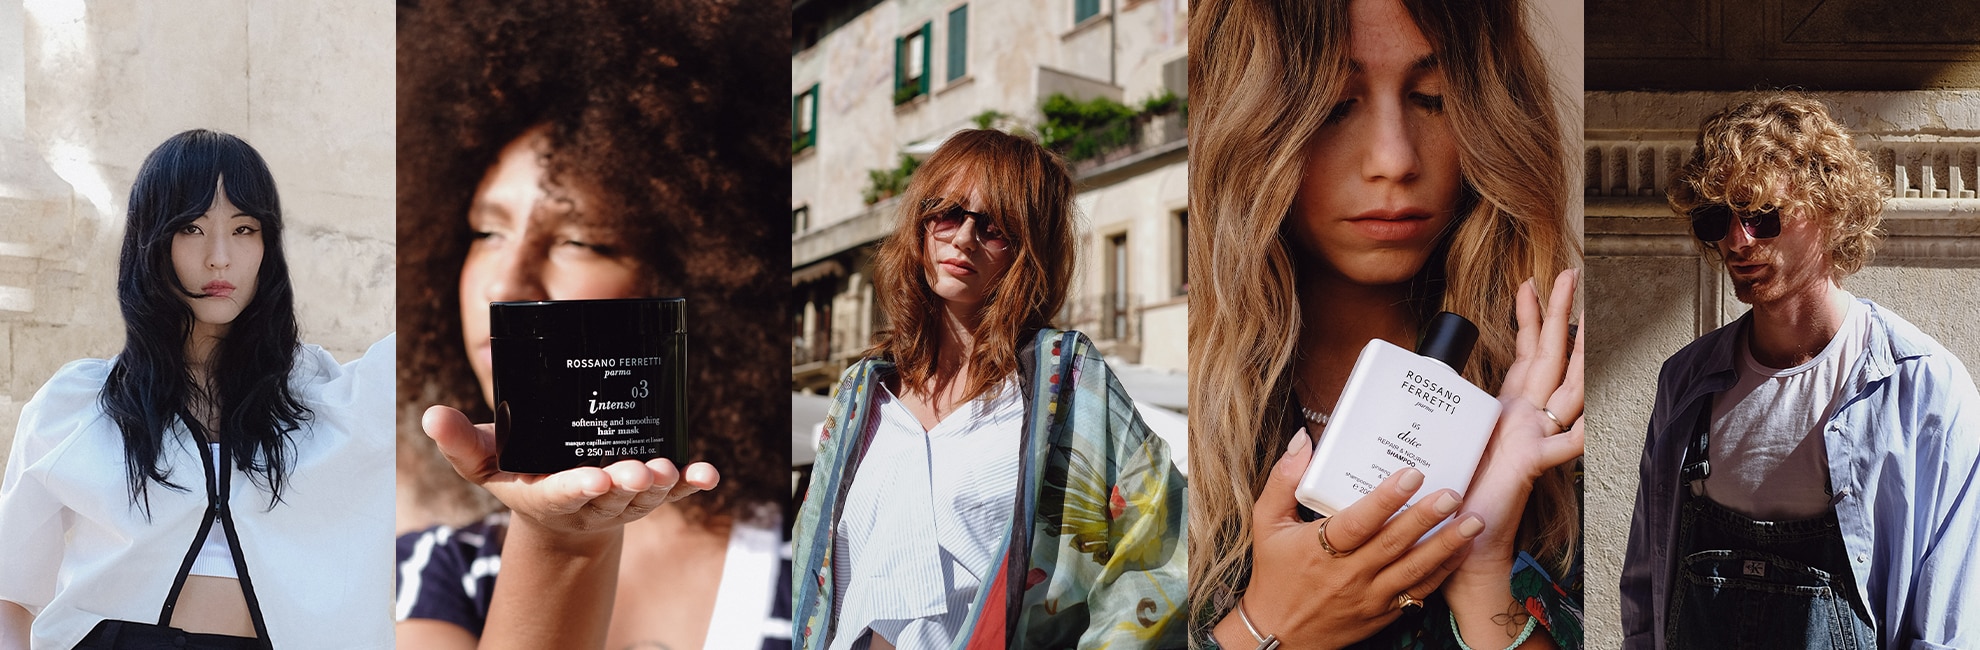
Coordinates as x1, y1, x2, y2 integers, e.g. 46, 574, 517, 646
74, 620, 270, 650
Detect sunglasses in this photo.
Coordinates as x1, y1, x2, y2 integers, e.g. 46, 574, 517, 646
920, 199, 1011, 252
1689, 204, 1782, 243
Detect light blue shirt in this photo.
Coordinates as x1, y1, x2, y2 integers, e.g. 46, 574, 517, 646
1623, 299, 1980, 649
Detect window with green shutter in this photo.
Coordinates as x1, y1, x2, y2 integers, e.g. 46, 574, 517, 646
947, 6, 968, 83
893, 22, 932, 105
792, 84, 819, 153
1075, 0, 1100, 24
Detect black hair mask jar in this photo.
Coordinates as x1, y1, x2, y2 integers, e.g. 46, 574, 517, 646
491, 298, 687, 474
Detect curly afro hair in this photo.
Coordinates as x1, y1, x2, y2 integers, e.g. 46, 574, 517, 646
397, 0, 788, 527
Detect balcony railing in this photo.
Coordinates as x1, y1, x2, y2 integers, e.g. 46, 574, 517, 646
1063, 111, 1188, 177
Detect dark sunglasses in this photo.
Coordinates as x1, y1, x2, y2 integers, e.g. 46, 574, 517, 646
1689, 204, 1782, 243
920, 199, 1011, 251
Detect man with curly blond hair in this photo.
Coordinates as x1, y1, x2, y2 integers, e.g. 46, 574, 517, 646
1622, 93, 1980, 649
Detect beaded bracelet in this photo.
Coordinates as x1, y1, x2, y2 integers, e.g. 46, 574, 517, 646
1449, 611, 1538, 650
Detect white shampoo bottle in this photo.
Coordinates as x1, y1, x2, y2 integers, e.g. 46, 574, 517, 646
1294, 312, 1501, 517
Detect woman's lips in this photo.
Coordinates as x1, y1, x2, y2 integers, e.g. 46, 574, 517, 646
202, 280, 235, 298
1346, 210, 1434, 242
938, 259, 975, 275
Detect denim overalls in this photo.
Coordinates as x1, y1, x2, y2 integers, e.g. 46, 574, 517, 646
1666, 403, 1877, 649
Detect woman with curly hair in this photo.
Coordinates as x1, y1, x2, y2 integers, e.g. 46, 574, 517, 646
391, 1, 789, 648
1189, 0, 1584, 648
790, 129, 1188, 649
0, 130, 393, 649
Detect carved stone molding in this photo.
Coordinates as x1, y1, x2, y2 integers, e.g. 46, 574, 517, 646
1585, 139, 1980, 201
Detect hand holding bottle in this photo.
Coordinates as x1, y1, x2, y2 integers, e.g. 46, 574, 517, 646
1214, 428, 1487, 648
1440, 268, 1583, 648
1459, 268, 1584, 568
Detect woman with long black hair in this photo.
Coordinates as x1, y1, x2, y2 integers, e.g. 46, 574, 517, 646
0, 129, 392, 649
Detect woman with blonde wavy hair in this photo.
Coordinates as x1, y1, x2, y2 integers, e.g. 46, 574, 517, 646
791, 129, 1187, 649
1189, 0, 1584, 648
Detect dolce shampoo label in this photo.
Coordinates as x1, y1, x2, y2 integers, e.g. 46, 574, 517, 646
1295, 339, 1500, 517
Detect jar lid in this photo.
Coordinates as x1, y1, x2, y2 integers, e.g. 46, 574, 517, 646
490, 298, 686, 339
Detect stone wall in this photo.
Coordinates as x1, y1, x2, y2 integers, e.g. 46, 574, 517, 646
0, 1, 394, 468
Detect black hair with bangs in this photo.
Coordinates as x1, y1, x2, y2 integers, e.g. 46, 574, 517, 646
106, 128, 311, 513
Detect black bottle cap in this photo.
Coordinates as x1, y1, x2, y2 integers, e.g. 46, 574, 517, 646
1416, 312, 1479, 371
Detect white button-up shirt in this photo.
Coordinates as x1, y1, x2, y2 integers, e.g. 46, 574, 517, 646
829, 377, 1023, 650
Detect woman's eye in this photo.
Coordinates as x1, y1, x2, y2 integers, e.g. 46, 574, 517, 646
233, 225, 259, 235
560, 239, 620, 257
1323, 99, 1355, 124
179, 224, 202, 236
1411, 93, 1445, 114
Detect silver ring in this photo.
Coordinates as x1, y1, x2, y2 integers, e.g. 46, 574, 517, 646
1395, 591, 1424, 610
1316, 517, 1352, 558
1541, 406, 1570, 433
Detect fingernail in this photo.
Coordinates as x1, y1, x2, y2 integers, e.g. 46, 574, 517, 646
1286, 428, 1309, 455
1458, 516, 1485, 538
1395, 468, 1423, 493
1433, 492, 1459, 515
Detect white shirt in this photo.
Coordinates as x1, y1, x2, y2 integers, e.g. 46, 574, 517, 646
1707, 300, 1869, 520
0, 335, 395, 649
704, 510, 792, 650
829, 377, 1023, 650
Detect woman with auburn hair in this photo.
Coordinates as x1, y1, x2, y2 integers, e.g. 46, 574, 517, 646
1189, 0, 1584, 648
791, 128, 1188, 649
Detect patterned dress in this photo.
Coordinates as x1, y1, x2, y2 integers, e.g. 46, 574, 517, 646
792, 329, 1189, 649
